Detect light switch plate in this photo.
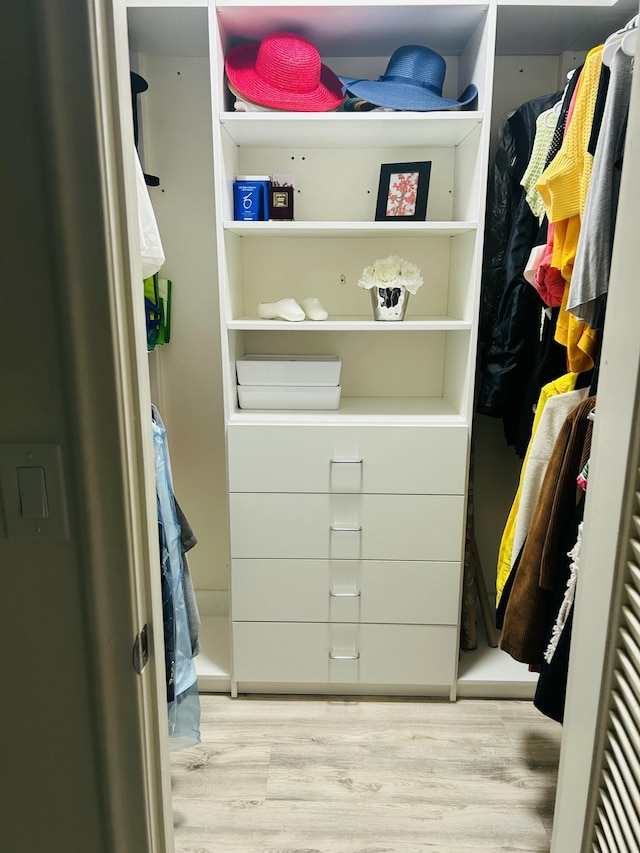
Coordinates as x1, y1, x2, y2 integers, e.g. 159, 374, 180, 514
0, 444, 69, 538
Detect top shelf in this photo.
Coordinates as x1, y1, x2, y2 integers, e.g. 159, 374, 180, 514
127, 1, 639, 59
216, 3, 490, 57
220, 113, 483, 148
216, 0, 638, 58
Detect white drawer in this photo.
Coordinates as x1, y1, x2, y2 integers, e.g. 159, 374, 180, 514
232, 559, 460, 624
232, 622, 458, 686
228, 424, 467, 494
229, 493, 465, 561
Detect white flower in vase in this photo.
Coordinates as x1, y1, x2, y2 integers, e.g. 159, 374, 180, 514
357, 254, 423, 321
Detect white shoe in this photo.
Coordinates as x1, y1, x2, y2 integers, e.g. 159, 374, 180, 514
301, 297, 328, 321
257, 298, 305, 322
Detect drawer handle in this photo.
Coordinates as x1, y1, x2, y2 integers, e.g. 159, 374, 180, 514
329, 652, 360, 661
329, 590, 362, 598
330, 458, 363, 465
330, 525, 362, 533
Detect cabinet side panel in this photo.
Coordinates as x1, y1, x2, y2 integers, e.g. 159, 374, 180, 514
443, 332, 472, 425
139, 53, 229, 592
459, 1, 496, 115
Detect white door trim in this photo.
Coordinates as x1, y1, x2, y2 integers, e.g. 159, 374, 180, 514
35, 0, 174, 849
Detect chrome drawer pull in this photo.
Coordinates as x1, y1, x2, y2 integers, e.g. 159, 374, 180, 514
329, 652, 360, 661
330, 458, 363, 464
329, 525, 362, 532
329, 590, 361, 598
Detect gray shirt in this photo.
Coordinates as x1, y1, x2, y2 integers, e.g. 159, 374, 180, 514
567, 48, 633, 326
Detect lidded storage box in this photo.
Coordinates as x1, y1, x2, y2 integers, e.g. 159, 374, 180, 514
236, 354, 341, 386
236, 354, 342, 409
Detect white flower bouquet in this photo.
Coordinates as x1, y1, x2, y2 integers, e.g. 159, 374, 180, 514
357, 255, 424, 294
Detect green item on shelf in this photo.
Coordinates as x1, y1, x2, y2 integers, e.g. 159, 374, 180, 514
144, 274, 161, 351
157, 278, 172, 344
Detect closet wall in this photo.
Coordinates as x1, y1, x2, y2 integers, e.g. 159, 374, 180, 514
129, 6, 228, 593
126, 0, 639, 697
128, 4, 231, 688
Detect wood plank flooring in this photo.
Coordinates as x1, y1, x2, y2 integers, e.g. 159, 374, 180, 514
171, 695, 561, 853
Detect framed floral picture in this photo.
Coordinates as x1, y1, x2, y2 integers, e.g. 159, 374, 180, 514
375, 161, 431, 221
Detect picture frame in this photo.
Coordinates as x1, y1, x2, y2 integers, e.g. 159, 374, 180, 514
375, 160, 432, 221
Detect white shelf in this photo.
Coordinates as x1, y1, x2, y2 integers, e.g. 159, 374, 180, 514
231, 396, 467, 424
218, 0, 487, 7
127, 0, 207, 7
215, 0, 637, 59
215, 4, 490, 59
229, 315, 472, 331
224, 221, 477, 238
457, 625, 539, 700
220, 113, 483, 149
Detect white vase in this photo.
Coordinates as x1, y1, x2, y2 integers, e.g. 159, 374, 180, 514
370, 285, 409, 321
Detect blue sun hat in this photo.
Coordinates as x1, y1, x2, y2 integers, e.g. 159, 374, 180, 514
339, 44, 478, 112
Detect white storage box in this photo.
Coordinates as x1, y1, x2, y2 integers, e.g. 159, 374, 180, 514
236, 354, 341, 386
238, 384, 341, 410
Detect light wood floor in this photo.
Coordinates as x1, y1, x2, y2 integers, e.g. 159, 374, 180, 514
171, 694, 561, 853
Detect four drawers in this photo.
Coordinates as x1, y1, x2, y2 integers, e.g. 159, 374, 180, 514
229, 423, 467, 690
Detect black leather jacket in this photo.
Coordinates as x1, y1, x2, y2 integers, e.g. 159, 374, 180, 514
476, 91, 563, 438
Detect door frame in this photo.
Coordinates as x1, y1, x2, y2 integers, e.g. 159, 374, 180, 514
32, 0, 175, 848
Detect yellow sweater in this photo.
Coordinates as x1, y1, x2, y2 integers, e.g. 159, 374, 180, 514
537, 46, 603, 373
555, 275, 600, 372
496, 372, 581, 604
537, 46, 602, 222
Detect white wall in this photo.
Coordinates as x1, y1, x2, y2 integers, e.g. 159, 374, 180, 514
137, 52, 230, 595
473, 415, 522, 597
1, 9, 108, 851
490, 54, 564, 149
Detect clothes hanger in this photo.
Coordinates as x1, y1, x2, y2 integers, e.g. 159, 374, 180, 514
622, 21, 637, 58
602, 15, 638, 67
544, 106, 559, 127
131, 71, 160, 187
551, 68, 577, 118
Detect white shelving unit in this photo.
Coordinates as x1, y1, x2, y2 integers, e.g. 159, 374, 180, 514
209, 0, 496, 699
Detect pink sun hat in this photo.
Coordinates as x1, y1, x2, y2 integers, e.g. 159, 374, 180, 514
224, 31, 345, 112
